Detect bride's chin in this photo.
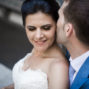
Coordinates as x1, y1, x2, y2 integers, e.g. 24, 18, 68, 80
35, 47, 47, 52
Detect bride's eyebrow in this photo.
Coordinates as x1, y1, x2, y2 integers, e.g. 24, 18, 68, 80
41, 24, 52, 28
27, 25, 36, 28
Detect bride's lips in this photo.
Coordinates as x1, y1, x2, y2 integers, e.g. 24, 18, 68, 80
34, 40, 47, 46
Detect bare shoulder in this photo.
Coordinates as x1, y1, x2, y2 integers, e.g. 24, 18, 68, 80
48, 58, 69, 77
50, 58, 69, 70
48, 58, 69, 89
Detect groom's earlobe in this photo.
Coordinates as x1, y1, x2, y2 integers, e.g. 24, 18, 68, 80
65, 23, 73, 37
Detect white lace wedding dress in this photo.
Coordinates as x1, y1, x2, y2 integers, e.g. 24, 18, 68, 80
12, 53, 48, 89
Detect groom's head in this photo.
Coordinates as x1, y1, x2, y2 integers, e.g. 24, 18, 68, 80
57, 0, 89, 47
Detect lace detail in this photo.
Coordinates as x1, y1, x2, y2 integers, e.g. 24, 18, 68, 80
12, 53, 48, 89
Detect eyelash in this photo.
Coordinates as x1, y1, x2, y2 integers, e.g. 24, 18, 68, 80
42, 26, 51, 30
28, 27, 36, 31
27, 26, 51, 31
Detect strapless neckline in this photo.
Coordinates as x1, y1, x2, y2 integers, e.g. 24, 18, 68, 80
12, 53, 48, 89
20, 53, 47, 77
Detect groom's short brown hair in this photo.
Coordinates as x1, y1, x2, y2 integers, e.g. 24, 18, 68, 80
63, 0, 89, 46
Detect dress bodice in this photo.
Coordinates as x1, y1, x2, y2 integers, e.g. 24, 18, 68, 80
12, 53, 48, 89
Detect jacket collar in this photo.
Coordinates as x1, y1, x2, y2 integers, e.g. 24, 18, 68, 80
70, 57, 89, 89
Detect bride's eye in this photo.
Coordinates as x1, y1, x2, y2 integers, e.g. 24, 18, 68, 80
41, 25, 52, 31
27, 26, 36, 31
44, 26, 51, 30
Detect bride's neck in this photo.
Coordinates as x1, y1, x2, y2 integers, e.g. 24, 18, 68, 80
32, 44, 59, 57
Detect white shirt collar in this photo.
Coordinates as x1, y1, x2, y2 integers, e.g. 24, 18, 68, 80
69, 51, 89, 72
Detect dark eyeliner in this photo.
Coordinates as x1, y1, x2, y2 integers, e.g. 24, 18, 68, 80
41, 25, 52, 30
27, 26, 36, 31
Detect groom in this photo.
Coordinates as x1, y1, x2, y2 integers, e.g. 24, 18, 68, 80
57, 0, 89, 89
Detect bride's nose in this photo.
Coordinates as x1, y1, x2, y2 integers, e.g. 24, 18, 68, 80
35, 29, 44, 39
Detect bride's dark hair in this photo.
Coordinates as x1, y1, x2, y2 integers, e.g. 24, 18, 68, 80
21, 0, 60, 25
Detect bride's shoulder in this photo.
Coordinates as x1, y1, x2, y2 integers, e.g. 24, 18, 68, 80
48, 58, 69, 73
47, 58, 69, 83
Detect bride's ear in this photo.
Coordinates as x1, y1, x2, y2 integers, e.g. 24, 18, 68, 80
64, 23, 73, 37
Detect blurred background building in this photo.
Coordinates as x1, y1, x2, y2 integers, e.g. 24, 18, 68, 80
0, 0, 62, 88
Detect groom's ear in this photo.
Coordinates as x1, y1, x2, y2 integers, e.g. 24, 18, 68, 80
64, 23, 73, 37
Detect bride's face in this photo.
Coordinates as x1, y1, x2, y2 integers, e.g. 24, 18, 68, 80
25, 12, 56, 52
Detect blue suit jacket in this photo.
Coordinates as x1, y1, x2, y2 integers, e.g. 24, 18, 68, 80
70, 57, 89, 89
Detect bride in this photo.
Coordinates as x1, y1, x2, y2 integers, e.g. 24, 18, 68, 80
3, 0, 69, 89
